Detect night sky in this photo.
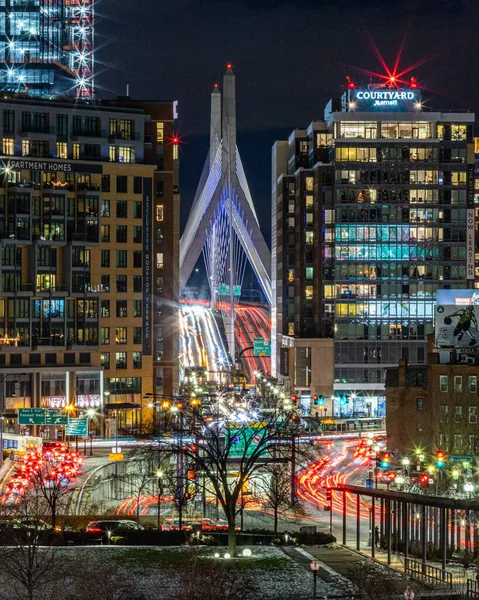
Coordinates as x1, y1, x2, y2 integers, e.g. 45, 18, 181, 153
98, 0, 479, 243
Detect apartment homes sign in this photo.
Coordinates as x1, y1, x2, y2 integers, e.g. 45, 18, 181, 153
3, 159, 102, 174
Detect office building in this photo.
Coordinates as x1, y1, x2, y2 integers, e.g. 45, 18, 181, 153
0, 0, 94, 98
272, 80, 475, 418
0, 94, 179, 435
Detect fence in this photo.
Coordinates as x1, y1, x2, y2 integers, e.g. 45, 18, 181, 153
404, 557, 453, 588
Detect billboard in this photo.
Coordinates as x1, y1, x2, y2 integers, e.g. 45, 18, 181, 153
436, 303, 479, 349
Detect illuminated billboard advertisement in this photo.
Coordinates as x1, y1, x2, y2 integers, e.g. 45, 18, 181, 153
436, 290, 479, 348
351, 88, 421, 112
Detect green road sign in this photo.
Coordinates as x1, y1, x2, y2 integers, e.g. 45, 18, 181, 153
18, 408, 46, 425
66, 418, 88, 437
45, 409, 68, 425
228, 423, 267, 458
218, 284, 241, 296
253, 338, 271, 356
449, 455, 473, 463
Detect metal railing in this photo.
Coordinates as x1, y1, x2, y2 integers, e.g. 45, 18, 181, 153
467, 579, 479, 599
404, 557, 452, 588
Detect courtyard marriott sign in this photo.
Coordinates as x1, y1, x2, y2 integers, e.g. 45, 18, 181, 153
352, 88, 421, 111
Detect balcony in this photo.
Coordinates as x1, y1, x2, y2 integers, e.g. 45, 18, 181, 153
1, 283, 33, 295
77, 183, 101, 192
71, 129, 107, 140
70, 232, 100, 244
36, 283, 68, 295
20, 125, 55, 136
108, 131, 141, 142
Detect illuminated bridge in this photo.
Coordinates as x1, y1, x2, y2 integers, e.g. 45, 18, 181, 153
180, 66, 271, 367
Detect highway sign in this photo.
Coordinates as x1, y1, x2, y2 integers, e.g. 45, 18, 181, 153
449, 455, 472, 463
45, 409, 68, 425
253, 338, 271, 356
228, 424, 267, 458
218, 284, 241, 296
66, 418, 88, 437
18, 408, 46, 425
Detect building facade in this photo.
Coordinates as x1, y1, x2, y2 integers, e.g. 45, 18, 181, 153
0, 95, 179, 436
272, 83, 475, 418
385, 339, 478, 457
0, 0, 94, 98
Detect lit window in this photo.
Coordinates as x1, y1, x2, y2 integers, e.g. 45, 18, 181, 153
2, 138, 14, 155
73, 143, 80, 160
469, 407, 477, 424
173, 144, 178, 160
305, 195, 313, 208
22, 140, 29, 156
56, 142, 67, 159
305, 231, 313, 244
109, 146, 116, 162
305, 177, 314, 191
288, 322, 294, 336
305, 286, 313, 300
156, 253, 164, 269
305, 267, 313, 280
288, 269, 294, 282
156, 122, 164, 143
116, 352, 127, 369
118, 146, 135, 163
115, 327, 127, 345
416, 397, 423, 411
156, 205, 164, 222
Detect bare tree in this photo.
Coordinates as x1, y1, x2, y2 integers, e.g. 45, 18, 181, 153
0, 489, 59, 600
255, 463, 305, 533
164, 409, 317, 556
123, 448, 157, 523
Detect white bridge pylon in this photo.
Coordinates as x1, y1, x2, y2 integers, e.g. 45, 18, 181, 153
180, 67, 272, 308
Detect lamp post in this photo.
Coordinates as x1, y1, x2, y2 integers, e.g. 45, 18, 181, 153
156, 469, 163, 529
310, 560, 320, 600
86, 408, 95, 456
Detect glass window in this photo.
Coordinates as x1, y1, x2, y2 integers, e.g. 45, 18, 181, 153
156, 205, 164, 222
116, 275, 127, 293
116, 300, 127, 318
116, 226, 127, 243
133, 276, 142, 292
133, 201, 142, 218
133, 251, 142, 268
56, 142, 67, 159
115, 328, 127, 344
468, 406, 477, 424
454, 405, 463, 422
416, 397, 423, 411
101, 225, 110, 242
454, 375, 462, 393
109, 146, 116, 162
305, 285, 313, 300
133, 351, 142, 369
156, 122, 164, 143
73, 143, 80, 160
102, 175, 110, 192
469, 375, 477, 393
101, 352, 110, 369
101, 250, 110, 268
116, 176, 128, 193
156, 253, 164, 269
339, 122, 377, 139
116, 200, 128, 218
118, 147, 135, 163
101, 300, 110, 318
116, 352, 127, 369
101, 327, 110, 345
134, 177, 142, 195
440, 375, 448, 392
133, 300, 142, 317
101, 199, 110, 217
440, 404, 448, 422
2, 138, 14, 155
116, 250, 127, 268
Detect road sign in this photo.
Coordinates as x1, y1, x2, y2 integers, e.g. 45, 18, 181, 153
109, 453, 124, 462
65, 418, 88, 436
253, 338, 271, 356
228, 424, 267, 458
449, 455, 472, 463
45, 409, 68, 425
18, 408, 46, 425
218, 284, 242, 296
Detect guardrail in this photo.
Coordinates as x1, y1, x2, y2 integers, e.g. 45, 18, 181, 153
405, 557, 452, 588
467, 579, 479, 598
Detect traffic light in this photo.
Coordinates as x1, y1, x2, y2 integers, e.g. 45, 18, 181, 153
318, 395, 325, 406
435, 450, 445, 467
420, 474, 429, 484
380, 452, 390, 469
313, 395, 319, 405
291, 395, 298, 404
184, 492, 191, 500
325, 489, 332, 502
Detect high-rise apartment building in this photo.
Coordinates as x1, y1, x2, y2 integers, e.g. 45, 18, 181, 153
272, 83, 475, 418
0, 0, 94, 98
0, 94, 179, 436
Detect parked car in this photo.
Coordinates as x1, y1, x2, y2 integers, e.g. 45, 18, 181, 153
86, 520, 144, 537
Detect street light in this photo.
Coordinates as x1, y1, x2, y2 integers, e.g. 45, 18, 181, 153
310, 560, 320, 600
